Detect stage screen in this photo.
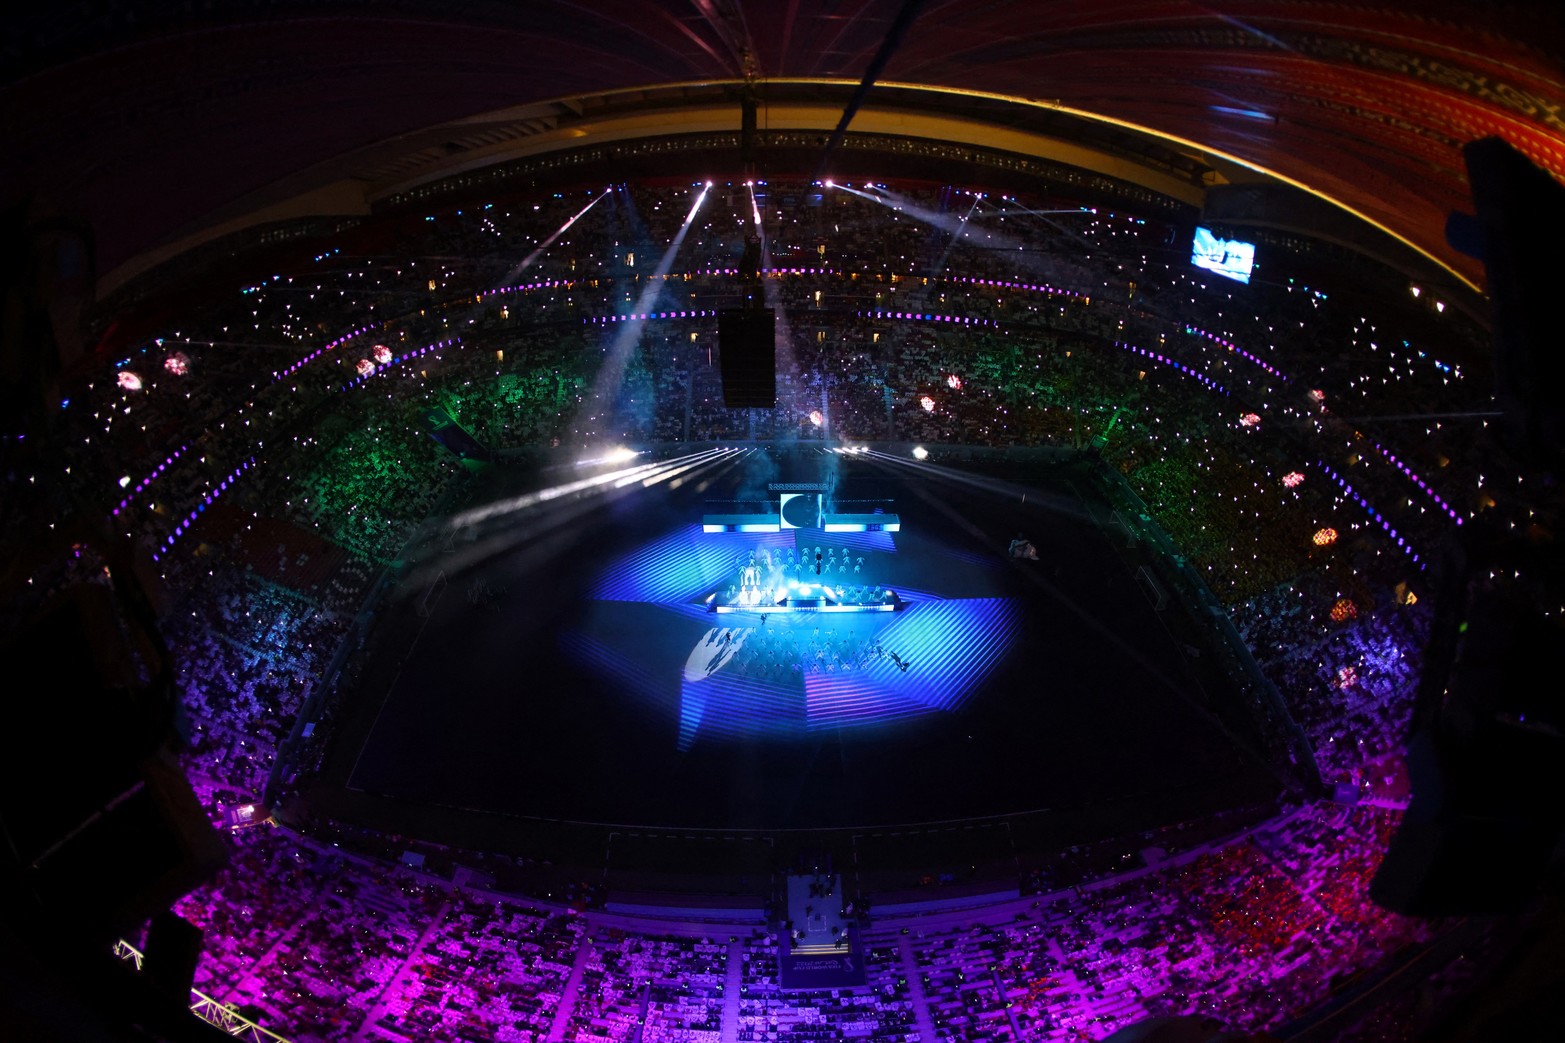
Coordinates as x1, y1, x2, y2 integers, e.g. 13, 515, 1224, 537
1191, 226, 1256, 284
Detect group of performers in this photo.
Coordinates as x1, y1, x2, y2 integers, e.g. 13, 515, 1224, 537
729, 545, 871, 608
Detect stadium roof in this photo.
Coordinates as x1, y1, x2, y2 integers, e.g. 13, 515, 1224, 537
3, 1, 1562, 300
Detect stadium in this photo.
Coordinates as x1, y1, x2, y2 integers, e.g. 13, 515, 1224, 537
2, 4, 1563, 1042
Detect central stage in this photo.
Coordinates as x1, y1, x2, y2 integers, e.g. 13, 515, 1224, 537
339, 447, 1275, 834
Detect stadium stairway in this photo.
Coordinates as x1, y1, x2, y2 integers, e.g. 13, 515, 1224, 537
720, 939, 744, 1043
546, 933, 595, 1041
896, 933, 942, 1043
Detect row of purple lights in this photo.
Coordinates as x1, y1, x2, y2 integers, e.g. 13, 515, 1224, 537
585, 310, 721, 325
273, 266, 1051, 389
278, 278, 574, 384
686, 267, 838, 277
478, 277, 580, 298
1317, 460, 1424, 568
274, 324, 383, 382
1184, 325, 1286, 380
340, 337, 462, 391
1114, 340, 1229, 395
1102, 333, 1429, 569
150, 457, 254, 563
1174, 322, 1462, 545
111, 443, 189, 518
858, 310, 1000, 327
947, 274, 1087, 300
1373, 441, 1465, 525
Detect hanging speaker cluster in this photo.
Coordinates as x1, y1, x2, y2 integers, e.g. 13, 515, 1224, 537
718, 307, 776, 408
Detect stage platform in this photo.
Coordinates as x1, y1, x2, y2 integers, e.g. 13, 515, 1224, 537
340, 446, 1276, 839
712, 585, 899, 614
778, 872, 864, 989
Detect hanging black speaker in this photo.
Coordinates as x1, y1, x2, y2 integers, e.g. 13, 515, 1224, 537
718, 308, 775, 408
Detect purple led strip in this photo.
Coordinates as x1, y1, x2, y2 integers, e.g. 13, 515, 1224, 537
948, 275, 1087, 300
1184, 325, 1286, 380
110, 444, 190, 518
339, 337, 462, 391
1114, 340, 1229, 396
586, 310, 719, 324
1317, 460, 1424, 568
478, 277, 578, 297
1372, 442, 1465, 525
150, 456, 256, 563
858, 309, 1000, 327
676, 267, 838, 277
274, 323, 385, 382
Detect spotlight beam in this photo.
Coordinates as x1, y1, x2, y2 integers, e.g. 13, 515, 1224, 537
449, 446, 728, 529
584, 182, 712, 415
978, 196, 1098, 255
748, 179, 798, 389
846, 183, 1095, 292
413, 448, 743, 591
925, 194, 982, 281
495, 187, 611, 289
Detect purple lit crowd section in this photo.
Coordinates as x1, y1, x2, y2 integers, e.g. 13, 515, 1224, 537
162, 801, 1430, 1043
150, 456, 254, 563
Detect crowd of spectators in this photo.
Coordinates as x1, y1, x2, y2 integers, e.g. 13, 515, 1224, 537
0, 168, 1516, 1040
736, 933, 916, 1041
568, 929, 726, 1042
158, 801, 1433, 1041
166, 568, 355, 804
